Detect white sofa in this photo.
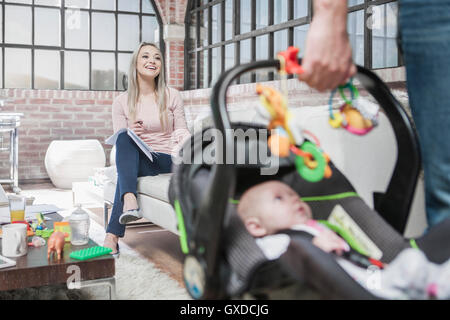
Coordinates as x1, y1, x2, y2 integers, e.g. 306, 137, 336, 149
101, 104, 426, 238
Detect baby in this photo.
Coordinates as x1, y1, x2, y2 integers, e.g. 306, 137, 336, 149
237, 180, 450, 299
237, 180, 349, 255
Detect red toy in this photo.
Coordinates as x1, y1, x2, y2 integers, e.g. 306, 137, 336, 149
47, 231, 67, 260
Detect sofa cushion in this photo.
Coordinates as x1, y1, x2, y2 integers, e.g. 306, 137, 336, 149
136, 173, 172, 203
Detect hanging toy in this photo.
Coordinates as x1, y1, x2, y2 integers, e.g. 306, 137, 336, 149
328, 80, 380, 135
255, 46, 332, 182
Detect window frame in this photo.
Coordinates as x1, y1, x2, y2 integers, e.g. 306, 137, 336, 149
185, 0, 401, 90
0, 0, 163, 91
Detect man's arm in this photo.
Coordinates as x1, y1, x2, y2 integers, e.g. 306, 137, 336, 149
298, 0, 356, 91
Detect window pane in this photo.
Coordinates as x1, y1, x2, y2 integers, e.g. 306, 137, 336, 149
274, 0, 288, 24
348, 0, 363, 7
142, 0, 155, 14
65, 9, 89, 49
274, 29, 288, 57
92, 52, 115, 90
66, 0, 90, 9
200, 9, 208, 46
5, 0, 32, 4
118, 0, 139, 12
92, 0, 115, 11
256, 35, 269, 81
92, 12, 116, 50
348, 10, 364, 66
5, 48, 31, 88
118, 14, 139, 51
294, 24, 309, 57
35, 8, 61, 46
225, 0, 232, 41
202, 50, 208, 89
372, 2, 398, 68
225, 43, 235, 71
35, 50, 60, 89
118, 53, 132, 91
212, 4, 221, 43
65, 51, 89, 89
240, 0, 251, 34
0, 50, 2, 88
35, 0, 61, 6
211, 47, 221, 87
240, 38, 251, 83
5, 5, 32, 44
142, 15, 159, 44
0, 6, 2, 43
294, 0, 308, 19
256, 0, 268, 30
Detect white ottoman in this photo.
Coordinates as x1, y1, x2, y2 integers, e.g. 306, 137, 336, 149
45, 140, 106, 189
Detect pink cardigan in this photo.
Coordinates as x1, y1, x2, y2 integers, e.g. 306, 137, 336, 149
112, 87, 191, 155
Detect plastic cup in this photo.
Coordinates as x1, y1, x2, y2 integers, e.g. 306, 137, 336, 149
8, 195, 26, 222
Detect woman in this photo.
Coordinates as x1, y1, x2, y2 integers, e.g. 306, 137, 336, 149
104, 42, 190, 255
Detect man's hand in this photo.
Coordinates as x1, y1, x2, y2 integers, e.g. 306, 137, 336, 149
298, 0, 356, 91
131, 120, 145, 137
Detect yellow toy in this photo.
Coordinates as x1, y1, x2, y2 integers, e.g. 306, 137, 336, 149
255, 46, 332, 182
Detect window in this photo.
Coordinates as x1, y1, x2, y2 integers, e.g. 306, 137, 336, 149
0, 0, 161, 90
186, 0, 400, 89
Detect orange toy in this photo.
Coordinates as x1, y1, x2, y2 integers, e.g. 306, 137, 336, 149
47, 231, 67, 260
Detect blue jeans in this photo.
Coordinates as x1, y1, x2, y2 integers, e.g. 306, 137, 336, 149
398, 0, 450, 227
106, 132, 173, 237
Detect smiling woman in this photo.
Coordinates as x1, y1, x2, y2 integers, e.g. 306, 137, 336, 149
103, 42, 191, 255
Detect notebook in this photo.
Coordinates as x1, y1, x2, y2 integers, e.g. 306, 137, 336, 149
105, 128, 157, 161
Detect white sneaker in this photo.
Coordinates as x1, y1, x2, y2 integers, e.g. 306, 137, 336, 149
119, 208, 142, 225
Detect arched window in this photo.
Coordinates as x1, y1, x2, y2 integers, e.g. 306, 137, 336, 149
0, 0, 162, 90
185, 0, 400, 89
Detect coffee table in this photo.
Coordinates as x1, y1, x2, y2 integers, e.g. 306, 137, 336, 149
0, 213, 116, 299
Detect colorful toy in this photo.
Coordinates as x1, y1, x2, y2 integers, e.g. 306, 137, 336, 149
36, 228, 54, 238
28, 236, 46, 247
255, 46, 333, 182
328, 81, 380, 135
47, 231, 67, 260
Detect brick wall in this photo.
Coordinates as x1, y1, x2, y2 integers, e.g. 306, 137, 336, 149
0, 89, 119, 182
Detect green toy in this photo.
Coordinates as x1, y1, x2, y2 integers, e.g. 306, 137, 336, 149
70, 246, 112, 261
35, 229, 54, 238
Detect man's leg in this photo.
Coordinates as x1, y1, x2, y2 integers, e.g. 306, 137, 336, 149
399, 0, 450, 228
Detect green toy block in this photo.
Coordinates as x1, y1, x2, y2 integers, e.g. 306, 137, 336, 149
69, 246, 112, 261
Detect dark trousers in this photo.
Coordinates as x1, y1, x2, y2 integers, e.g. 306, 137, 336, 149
106, 132, 172, 237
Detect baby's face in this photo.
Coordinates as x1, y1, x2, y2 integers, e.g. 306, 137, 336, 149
256, 182, 312, 234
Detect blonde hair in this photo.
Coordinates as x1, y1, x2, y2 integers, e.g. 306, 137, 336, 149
127, 42, 168, 130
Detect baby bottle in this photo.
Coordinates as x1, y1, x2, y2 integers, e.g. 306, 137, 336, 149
69, 204, 90, 245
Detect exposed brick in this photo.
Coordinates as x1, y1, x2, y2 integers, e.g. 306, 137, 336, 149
75, 128, 95, 135
75, 114, 94, 120
52, 113, 73, 120
75, 99, 95, 105
40, 106, 61, 112
51, 128, 74, 135
85, 121, 105, 128
29, 99, 51, 104
52, 99, 73, 105
96, 100, 113, 105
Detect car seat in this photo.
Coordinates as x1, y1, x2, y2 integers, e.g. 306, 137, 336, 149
169, 58, 450, 299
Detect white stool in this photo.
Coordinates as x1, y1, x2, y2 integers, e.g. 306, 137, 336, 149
45, 140, 106, 189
